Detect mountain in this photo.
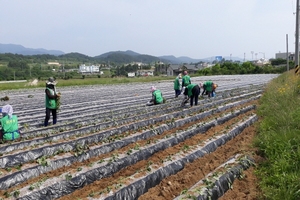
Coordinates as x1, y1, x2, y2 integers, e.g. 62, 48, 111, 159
0, 43, 244, 64
96, 50, 140, 58
159, 55, 206, 64
94, 50, 171, 64
0, 43, 64, 55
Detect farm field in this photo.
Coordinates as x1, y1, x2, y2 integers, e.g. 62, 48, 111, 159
0, 74, 278, 200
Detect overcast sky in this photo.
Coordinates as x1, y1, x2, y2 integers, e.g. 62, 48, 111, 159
0, 0, 297, 60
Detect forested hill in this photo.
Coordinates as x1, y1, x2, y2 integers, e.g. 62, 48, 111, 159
0, 44, 204, 64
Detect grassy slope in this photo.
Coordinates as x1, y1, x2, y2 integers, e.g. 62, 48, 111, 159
255, 71, 300, 200
0, 76, 175, 90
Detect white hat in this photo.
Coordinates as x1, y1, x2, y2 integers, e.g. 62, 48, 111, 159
2, 104, 13, 118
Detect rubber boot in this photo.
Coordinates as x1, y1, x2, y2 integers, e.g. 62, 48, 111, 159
53, 119, 57, 125
44, 120, 48, 127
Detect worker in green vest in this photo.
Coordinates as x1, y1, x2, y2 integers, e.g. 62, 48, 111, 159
181, 84, 201, 107
146, 86, 165, 106
0, 104, 20, 142
44, 77, 61, 126
181, 70, 191, 90
201, 81, 218, 97
174, 73, 182, 98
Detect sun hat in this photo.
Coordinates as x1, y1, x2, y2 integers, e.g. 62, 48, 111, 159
2, 104, 13, 118
150, 86, 156, 92
46, 77, 57, 85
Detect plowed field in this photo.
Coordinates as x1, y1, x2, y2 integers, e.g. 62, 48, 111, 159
0, 74, 277, 200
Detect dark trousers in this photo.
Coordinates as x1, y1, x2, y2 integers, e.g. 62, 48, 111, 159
190, 85, 200, 106
45, 108, 57, 126
175, 89, 181, 97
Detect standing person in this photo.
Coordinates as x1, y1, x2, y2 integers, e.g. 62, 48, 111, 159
0, 104, 20, 142
146, 86, 165, 106
181, 70, 191, 90
44, 77, 60, 126
201, 80, 217, 98
174, 73, 182, 98
182, 84, 200, 107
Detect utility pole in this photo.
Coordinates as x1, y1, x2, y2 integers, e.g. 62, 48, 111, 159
295, 0, 300, 67
251, 51, 254, 60
287, 34, 289, 71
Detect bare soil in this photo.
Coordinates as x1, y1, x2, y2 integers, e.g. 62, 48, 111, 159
0, 100, 263, 200
57, 108, 262, 200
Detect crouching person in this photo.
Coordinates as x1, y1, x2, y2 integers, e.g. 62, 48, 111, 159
0, 104, 20, 143
182, 84, 200, 107
201, 80, 217, 98
146, 86, 166, 106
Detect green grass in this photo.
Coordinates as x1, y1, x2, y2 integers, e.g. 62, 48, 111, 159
0, 76, 174, 90
255, 71, 300, 200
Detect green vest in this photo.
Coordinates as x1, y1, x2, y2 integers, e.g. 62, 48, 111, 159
0, 115, 20, 141
186, 84, 197, 97
182, 75, 191, 86
153, 90, 163, 104
174, 77, 180, 90
46, 88, 57, 109
203, 81, 213, 92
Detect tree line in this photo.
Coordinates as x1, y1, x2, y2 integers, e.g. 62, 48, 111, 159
0, 53, 292, 81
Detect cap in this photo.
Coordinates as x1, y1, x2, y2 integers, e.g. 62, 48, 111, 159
46, 77, 57, 85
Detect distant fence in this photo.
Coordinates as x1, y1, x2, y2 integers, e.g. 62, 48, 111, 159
0, 80, 27, 84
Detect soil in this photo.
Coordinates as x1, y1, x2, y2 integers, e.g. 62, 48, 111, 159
138, 124, 263, 200
56, 107, 263, 200
0, 99, 263, 200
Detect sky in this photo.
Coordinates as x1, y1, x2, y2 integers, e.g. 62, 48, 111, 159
0, 0, 297, 60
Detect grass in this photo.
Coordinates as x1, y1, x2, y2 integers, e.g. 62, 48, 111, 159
255, 70, 300, 200
0, 76, 175, 91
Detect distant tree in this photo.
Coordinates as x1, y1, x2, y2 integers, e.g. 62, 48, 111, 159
269, 58, 286, 66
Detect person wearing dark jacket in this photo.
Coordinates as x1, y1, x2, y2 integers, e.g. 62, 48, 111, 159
44, 77, 60, 126
182, 83, 200, 107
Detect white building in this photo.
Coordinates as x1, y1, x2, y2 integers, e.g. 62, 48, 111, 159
128, 72, 135, 77
79, 64, 100, 73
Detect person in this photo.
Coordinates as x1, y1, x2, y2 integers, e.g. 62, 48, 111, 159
181, 71, 191, 90
0, 104, 21, 142
44, 77, 60, 126
174, 73, 182, 98
146, 86, 165, 106
201, 81, 218, 98
181, 83, 201, 107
